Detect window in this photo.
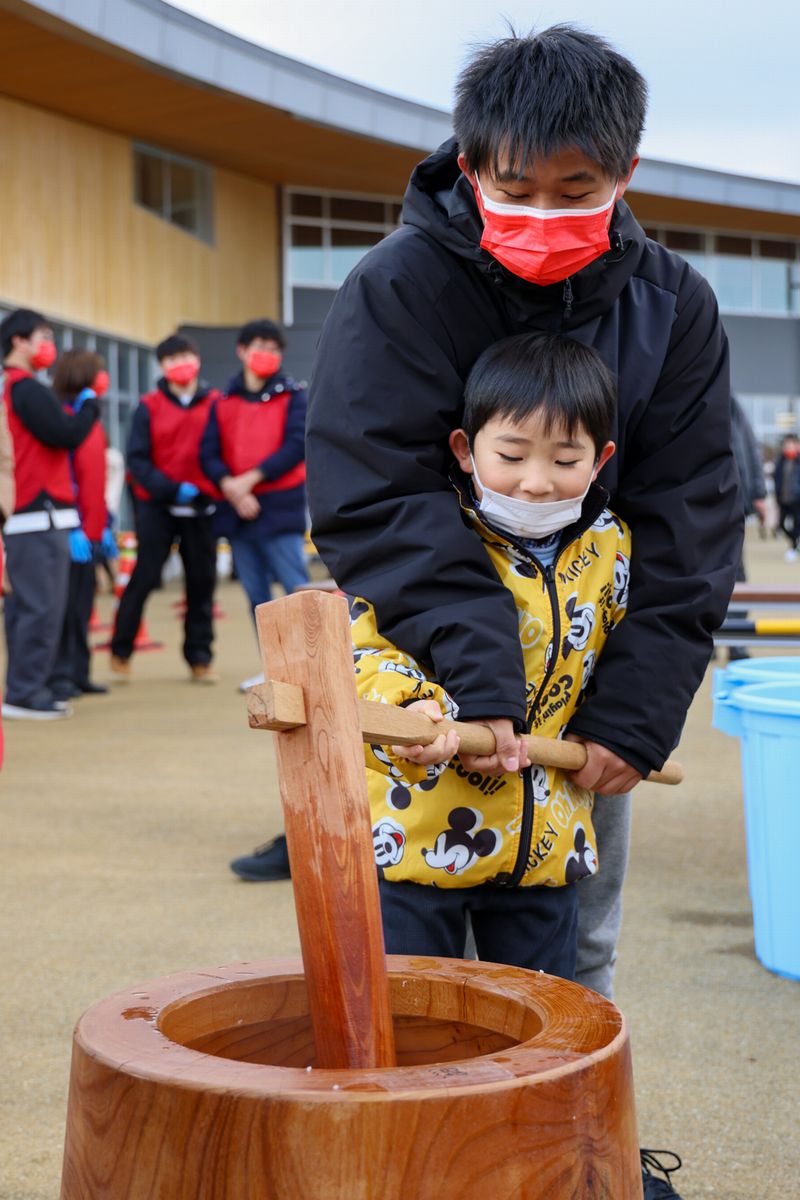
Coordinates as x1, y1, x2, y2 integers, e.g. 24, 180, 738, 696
283, 188, 402, 321
647, 226, 800, 315
133, 145, 213, 243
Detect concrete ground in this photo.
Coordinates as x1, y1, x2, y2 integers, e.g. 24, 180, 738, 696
1, 527, 799, 1199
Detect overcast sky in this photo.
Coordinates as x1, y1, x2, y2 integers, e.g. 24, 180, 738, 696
167, 0, 800, 184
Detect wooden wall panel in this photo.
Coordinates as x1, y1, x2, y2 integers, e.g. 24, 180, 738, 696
0, 95, 280, 345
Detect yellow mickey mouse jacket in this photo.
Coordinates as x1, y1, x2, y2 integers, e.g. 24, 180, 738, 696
351, 478, 632, 890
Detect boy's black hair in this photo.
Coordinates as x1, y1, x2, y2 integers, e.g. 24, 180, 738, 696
454, 24, 647, 180
1, 308, 50, 358
463, 332, 616, 455
155, 333, 199, 361
237, 318, 286, 349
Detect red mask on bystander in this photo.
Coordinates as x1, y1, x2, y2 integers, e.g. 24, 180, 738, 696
92, 370, 110, 398
31, 340, 57, 371
164, 359, 200, 387
246, 349, 282, 379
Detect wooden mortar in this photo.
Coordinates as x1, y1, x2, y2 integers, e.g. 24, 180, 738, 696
60, 591, 643, 1198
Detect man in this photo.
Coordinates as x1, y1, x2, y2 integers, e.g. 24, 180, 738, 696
200, 318, 308, 619
110, 333, 221, 682
1, 309, 99, 719
305, 28, 742, 1198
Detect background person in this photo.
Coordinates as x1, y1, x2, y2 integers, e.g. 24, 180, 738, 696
1, 309, 99, 720
49, 349, 118, 700
201, 318, 309, 883
200, 318, 308, 621
773, 433, 800, 560
725, 396, 768, 662
110, 334, 221, 683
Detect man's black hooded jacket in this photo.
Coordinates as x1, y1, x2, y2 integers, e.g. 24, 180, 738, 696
306, 139, 742, 774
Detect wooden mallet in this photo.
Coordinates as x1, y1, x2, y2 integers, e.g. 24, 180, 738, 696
249, 682, 684, 786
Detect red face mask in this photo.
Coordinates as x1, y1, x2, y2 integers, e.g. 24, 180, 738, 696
92, 370, 110, 398
472, 176, 618, 287
784, 447, 798, 460
164, 358, 200, 387
247, 349, 282, 379
31, 339, 57, 371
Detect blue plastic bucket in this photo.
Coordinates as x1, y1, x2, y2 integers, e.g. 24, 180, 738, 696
712, 656, 800, 730
713, 680, 800, 980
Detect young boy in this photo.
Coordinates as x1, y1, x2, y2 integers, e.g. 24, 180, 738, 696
353, 332, 629, 976
1, 308, 99, 720
110, 333, 221, 682
200, 318, 308, 617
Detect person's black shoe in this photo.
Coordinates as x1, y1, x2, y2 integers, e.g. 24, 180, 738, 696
230, 835, 291, 881
79, 681, 110, 695
727, 647, 750, 662
641, 1149, 683, 1198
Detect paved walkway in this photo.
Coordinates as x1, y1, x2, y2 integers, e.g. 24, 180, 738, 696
1, 528, 798, 1198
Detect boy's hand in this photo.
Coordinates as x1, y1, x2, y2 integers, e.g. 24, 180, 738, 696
458, 718, 530, 777
391, 699, 460, 766
563, 735, 642, 794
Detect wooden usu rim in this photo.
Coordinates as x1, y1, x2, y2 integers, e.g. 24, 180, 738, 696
73, 954, 628, 1098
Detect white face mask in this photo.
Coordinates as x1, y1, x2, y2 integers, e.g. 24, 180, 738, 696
471, 457, 591, 539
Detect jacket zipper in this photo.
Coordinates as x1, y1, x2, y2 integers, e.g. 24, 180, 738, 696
562, 277, 574, 319
507, 559, 562, 887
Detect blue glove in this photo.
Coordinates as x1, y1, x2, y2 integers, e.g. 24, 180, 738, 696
175, 482, 200, 504
69, 528, 93, 563
100, 527, 119, 559
73, 387, 97, 413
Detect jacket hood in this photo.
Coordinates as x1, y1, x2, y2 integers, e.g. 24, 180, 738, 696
156, 378, 214, 405
402, 138, 647, 325
226, 369, 295, 398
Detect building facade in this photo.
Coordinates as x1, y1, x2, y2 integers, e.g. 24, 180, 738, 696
1, 0, 799, 447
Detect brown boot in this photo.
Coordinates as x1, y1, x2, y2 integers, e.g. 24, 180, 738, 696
110, 654, 131, 679
189, 663, 219, 684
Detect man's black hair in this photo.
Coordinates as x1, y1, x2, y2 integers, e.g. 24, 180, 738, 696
237, 318, 286, 349
454, 24, 647, 180
155, 333, 199, 361
1, 308, 49, 359
463, 332, 616, 455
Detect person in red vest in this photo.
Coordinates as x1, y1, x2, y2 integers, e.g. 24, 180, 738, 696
200, 317, 308, 883
50, 349, 119, 700
200, 318, 308, 620
110, 334, 221, 682
1, 309, 99, 720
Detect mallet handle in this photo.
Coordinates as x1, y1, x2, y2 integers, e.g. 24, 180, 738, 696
248, 684, 683, 786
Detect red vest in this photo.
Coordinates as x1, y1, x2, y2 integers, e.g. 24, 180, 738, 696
3, 367, 75, 511
215, 393, 306, 492
71, 415, 108, 540
132, 388, 221, 502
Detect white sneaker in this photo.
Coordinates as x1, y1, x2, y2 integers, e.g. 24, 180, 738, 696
2, 701, 73, 720
784, 549, 798, 562
238, 672, 265, 693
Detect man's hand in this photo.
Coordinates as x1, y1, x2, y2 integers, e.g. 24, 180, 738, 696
458, 718, 530, 778
221, 469, 264, 505
233, 493, 261, 520
391, 699, 460, 766
753, 498, 767, 527
564, 734, 642, 794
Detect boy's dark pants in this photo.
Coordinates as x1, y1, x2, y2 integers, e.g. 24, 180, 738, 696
51, 560, 96, 695
4, 527, 71, 706
378, 878, 577, 980
111, 502, 216, 665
